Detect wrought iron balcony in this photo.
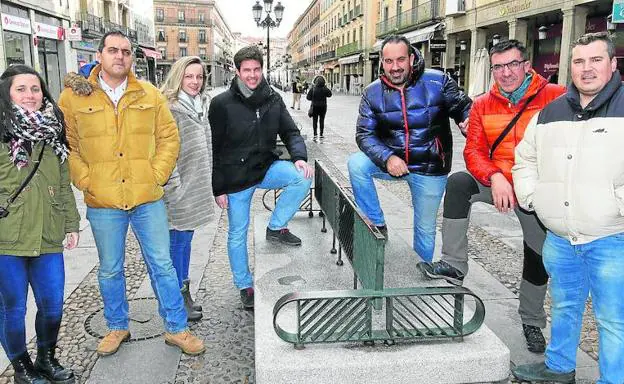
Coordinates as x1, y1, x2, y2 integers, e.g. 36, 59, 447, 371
156, 17, 214, 26
317, 50, 336, 62
375, 0, 442, 37
75, 12, 105, 35
336, 41, 361, 57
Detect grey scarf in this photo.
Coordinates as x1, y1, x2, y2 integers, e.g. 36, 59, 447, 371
177, 91, 205, 118
236, 77, 254, 99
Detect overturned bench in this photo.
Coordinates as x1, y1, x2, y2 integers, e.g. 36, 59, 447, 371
253, 160, 510, 383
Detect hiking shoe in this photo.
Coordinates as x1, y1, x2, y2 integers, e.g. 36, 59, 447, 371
523, 324, 546, 353
512, 362, 575, 383
96, 330, 130, 356
266, 228, 302, 246
240, 288, 254, 309
164, 331, 206, 355
376, 225, 388, 238
419, 260, 465, 286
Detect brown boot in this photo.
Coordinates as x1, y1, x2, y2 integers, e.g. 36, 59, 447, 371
97, 330, 130, 356
164, 331, 206, 355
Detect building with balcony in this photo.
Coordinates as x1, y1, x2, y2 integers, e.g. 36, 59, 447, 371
442, 0, 619, 94
287, 0, 320, 82
154, 0, 233, 87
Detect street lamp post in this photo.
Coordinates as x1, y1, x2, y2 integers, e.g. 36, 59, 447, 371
252, 0, 284, 84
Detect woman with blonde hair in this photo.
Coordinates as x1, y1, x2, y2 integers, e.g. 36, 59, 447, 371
160, 56, 213, 321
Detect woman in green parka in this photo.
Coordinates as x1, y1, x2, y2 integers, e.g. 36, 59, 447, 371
0, 65, 80, 384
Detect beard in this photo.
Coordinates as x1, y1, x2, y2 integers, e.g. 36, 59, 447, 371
386, 68, 410, 86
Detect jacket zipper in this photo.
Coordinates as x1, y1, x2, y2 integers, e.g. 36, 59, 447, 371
398, 87, 410, 164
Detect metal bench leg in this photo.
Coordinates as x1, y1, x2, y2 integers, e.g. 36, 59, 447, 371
321, 215, 327, 233
308, 188, 314, 218
331, 232, 337, 254
336, 244, 343, 266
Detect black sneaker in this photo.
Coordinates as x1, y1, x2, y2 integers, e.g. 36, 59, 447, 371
376, 225, 388, 239
512, 362, 575, 383
523, 324, 546, 353
266, 228, 302, 246
419, 260, 465, 286
240, 288, 254, 309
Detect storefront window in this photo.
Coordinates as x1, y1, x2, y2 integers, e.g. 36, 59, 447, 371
4, 31, 32, 66
38, 38, 61, 99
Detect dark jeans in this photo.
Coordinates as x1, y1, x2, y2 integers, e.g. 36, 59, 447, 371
0, 253, 64, 361
169, 229, 195, 288
312, 105, 327, 136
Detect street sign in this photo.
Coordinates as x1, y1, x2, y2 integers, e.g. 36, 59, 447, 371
66, 27, 82, 41
613, 0, 624, 23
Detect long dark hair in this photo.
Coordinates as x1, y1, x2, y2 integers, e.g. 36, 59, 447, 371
0, 64, 67, 146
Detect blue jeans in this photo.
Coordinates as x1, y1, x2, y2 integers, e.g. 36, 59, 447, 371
543, 231, 624, 384
169, 230, 195, 288
348, 152, 447, 262
87, 199, 187, 333
227, 160, 312, 289
0, 253, 64, 361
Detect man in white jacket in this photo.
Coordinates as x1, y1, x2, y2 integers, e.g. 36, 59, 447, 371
511, 32, 624, 384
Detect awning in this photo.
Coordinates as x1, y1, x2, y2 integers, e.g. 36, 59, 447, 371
372, 39, 383, 52
140, 47, 162, 59
338, 54, 361, 65
403, 23, 444, 44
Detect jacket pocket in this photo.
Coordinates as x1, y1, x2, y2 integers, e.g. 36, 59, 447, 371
42, 192, 66, 245
127, 104, 156, 134
0, 195, 25, 244
76, 106, 106, 138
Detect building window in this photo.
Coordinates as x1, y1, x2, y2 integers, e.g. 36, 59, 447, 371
179, 30, 186, 42
157, 30, 165, 42
178, 10, 185, 22
199, 48, 206, 60
199, 29, 206, 43
159, 48, 166, 59
180, 47, 187, 57
156, 8, 164, 22
199, 13, 205, 22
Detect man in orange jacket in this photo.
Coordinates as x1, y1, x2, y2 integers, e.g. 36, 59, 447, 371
420, 39, 565, 353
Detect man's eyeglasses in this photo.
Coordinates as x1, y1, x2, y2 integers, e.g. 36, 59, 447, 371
491, 60, 526, 73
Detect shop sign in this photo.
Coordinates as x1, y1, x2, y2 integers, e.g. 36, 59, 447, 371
66, 26, 82, 41
1, 13, 31, 34
613, 0, 624, 23
429, 39, 447, 52
72, 39, 97, 51
35, 22, 64, 40
498, 0, 531, 17
368, 52, 380, 60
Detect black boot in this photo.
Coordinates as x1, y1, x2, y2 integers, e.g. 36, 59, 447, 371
11, 352, 50, 384
182, 280, 202, 311
34, 347, 74, 384
181, 281, 203, 322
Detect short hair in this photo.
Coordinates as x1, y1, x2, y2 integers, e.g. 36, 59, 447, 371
234, 46, 264, 70
572, 32, 615, 59
160, 56, 208, 103
380, 35, 413, 58
98, 30, 131, 52
489, 39, 529, 61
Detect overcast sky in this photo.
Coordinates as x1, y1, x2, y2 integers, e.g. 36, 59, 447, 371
216, 0, 312, 38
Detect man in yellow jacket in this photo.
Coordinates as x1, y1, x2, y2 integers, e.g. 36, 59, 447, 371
59, 31, 205, 356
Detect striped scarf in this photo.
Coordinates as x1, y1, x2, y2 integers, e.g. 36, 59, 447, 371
9, 100, 69, 169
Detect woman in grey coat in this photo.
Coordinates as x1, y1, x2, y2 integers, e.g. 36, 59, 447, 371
160, 56, 214, 321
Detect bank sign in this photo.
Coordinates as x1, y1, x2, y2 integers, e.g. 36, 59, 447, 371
1, 13, 31, 34
614, 0, 624, 23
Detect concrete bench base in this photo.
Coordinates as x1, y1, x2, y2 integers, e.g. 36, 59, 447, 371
253, 213, 510, 384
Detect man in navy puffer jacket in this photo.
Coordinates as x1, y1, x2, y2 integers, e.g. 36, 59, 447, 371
348, 35, 471, 262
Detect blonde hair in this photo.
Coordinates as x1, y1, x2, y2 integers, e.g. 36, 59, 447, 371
160, 56, 207, 102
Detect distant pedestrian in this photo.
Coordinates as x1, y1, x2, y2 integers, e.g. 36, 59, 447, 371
0, 64, 80, 384
512, 32, 624, 384
348, 34, 471, 261
420, 39, 566, 354
306, 75, 332, 139
59, 30, 205, 357
160, 56, 214, 322
291, 76, 302, 110
209, 46, 313, 310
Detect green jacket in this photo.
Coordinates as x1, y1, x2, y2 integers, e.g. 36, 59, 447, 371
0, 142, 80, 256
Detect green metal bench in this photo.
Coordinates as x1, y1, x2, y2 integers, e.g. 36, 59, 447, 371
272, 160, 486, 349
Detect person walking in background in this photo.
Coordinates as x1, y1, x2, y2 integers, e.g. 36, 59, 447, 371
59, 30, 205, 357
291, 76, 302, 110
512, 32, 624, 384
160, 56, 214, 322
348, 34, 471, 262
306, 75, 332, 140
420, 39, 566, 354
210, 46, 313, 310
0, 64, 80, 384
